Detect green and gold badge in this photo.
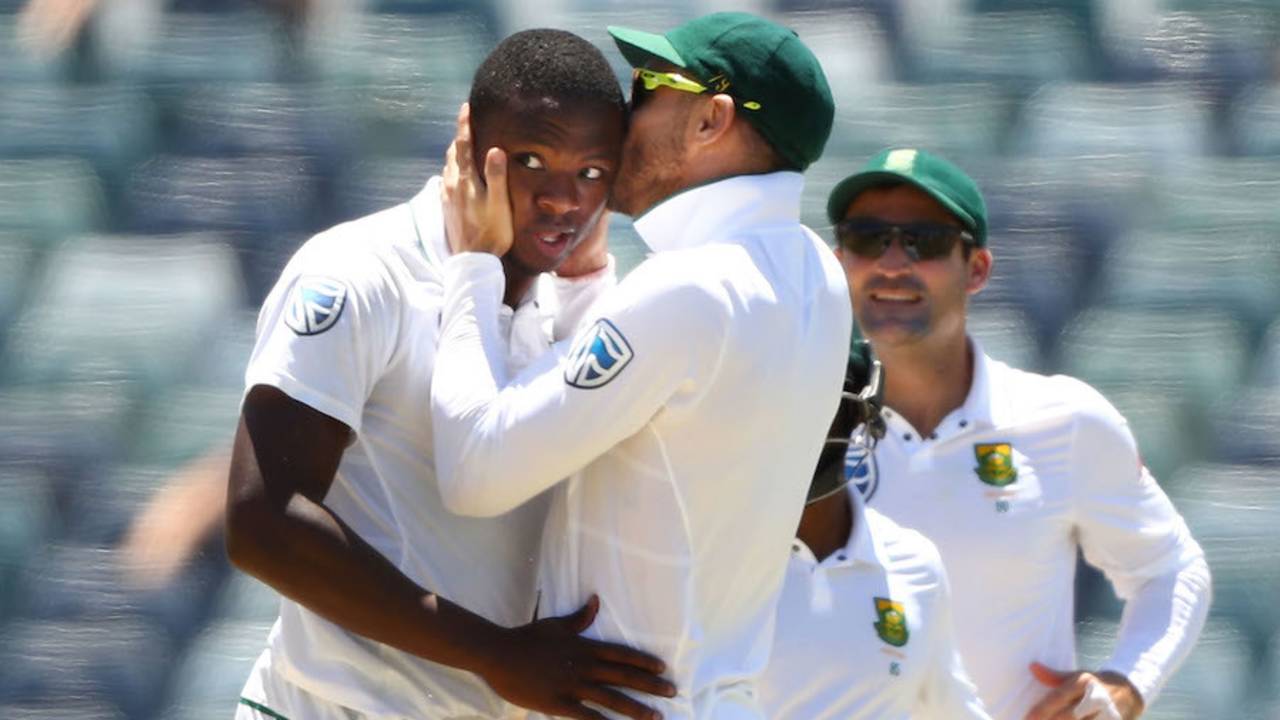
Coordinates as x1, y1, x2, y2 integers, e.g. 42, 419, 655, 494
873, 597, 909, 647
974, 442, 1018, 487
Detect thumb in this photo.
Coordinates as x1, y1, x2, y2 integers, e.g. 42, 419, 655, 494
483, 147, 509, 215
1030, 661, 1070, 688
564, 594, 600, 634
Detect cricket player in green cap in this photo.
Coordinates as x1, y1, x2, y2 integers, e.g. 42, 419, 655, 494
434, 11, 851, 720
823, 148, 1211, 720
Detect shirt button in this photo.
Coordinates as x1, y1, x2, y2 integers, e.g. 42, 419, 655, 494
837, 553, 847, 562
929, 433, 938, 441
903, 433, 913, 441
959, 420, 968, 428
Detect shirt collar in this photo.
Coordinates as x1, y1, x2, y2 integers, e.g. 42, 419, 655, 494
409, 175, 450, 268
791, 487, 886, 571
633, 172, 805, 253
952, 335, 1000, 430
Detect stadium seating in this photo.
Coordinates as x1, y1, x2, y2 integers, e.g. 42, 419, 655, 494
334, 155, 442, 223
161, 619, 276, 720
1056, 307, 1250, 407
165, 82, 356, 161
0, 465, 56, 620
822, 82, 1010, 163
1257, 319, 1280, 387
1209, 387, 1280, 464
0, 13, 70, 83
1097, 226, 1280, 331
0, 382, 133, 468
1, 234, 244, 390
911, 11, 1091, 88
0, 86, 155, 180
1147, 157, 1280, 231
0, 617, 171, 718
1016, 82, 1213, 160
1234, 84, 1280, 155
1171, 462, 1280, 647
0, 232, 34, 340
0, 159, 105, 245
95, 12, 288, 85
125, 155, 317, 236
308, 11, 495, 158
0, 701, 124, 720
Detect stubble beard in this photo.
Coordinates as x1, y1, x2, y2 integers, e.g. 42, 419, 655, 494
610, 131, 687, 217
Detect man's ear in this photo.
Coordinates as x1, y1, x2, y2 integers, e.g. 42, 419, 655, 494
690, 94, 737, 148
967, 247, 993, 295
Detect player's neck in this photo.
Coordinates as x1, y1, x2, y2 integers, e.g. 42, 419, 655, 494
796, 490, 853, 562
500, 260, 537, 309
877, 329, 973, 438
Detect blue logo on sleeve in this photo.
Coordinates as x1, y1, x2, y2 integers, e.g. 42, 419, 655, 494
564, 318, 634, 389
846, 433, 879, 502
284, 276, 348, 336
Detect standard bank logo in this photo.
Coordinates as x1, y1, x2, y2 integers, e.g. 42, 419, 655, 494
565, 318, 633, 389
846, 432, 879, 502
284, 276, 348, 336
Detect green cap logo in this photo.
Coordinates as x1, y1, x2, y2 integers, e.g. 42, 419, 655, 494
974, 442, 1018, 487
873, 597, 909, 648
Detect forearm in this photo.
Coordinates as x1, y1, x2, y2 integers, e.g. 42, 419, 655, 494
1102, 554, 1212, 705
434, 254, 600, 517
226, 490, 504, 675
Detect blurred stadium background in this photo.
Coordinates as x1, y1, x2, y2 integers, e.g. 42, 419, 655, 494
0, 0, 1277, 717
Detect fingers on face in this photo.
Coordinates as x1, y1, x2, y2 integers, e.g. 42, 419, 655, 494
483, 147, 507, 195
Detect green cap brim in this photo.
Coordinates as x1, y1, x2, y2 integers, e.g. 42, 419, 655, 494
826, 171, 982, 245
607, 25, 687, 69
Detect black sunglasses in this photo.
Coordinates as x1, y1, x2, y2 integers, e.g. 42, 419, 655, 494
835, 218, 974, 262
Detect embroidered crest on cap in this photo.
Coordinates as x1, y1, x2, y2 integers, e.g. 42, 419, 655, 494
565, 318, 634, 389
284, 276, 348, 336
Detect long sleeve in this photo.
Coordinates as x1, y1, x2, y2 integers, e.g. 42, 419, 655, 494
431, 251, 728, 518
1071, 391, 1213, 704
1100, 553, 1211, 704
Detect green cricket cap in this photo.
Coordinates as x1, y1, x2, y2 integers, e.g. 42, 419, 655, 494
608, 12, 834, 171
826, 148, 989, 247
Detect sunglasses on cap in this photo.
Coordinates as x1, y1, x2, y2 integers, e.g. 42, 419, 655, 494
835, 218, 974, 262
629, 68, 763, 112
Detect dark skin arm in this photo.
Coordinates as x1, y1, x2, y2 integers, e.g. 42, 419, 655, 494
226, 385, 676, 720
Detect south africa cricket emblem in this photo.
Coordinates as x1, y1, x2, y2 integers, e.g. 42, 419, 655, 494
974, 442, 1018, 487
873, 597, 908, 648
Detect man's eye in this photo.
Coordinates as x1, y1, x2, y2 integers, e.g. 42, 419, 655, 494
517, 154, 545, 170
581, 167, 605, 180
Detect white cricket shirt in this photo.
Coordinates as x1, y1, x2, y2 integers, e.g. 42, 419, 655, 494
432, 172, 853, 719
760, 488, 990, 720
243, 177, 613, 719
860, 341, 1210, 720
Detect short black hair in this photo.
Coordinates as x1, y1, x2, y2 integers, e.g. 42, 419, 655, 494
470, 29, 625, 124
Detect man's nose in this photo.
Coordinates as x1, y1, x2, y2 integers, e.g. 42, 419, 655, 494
536, 176, 581, 216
